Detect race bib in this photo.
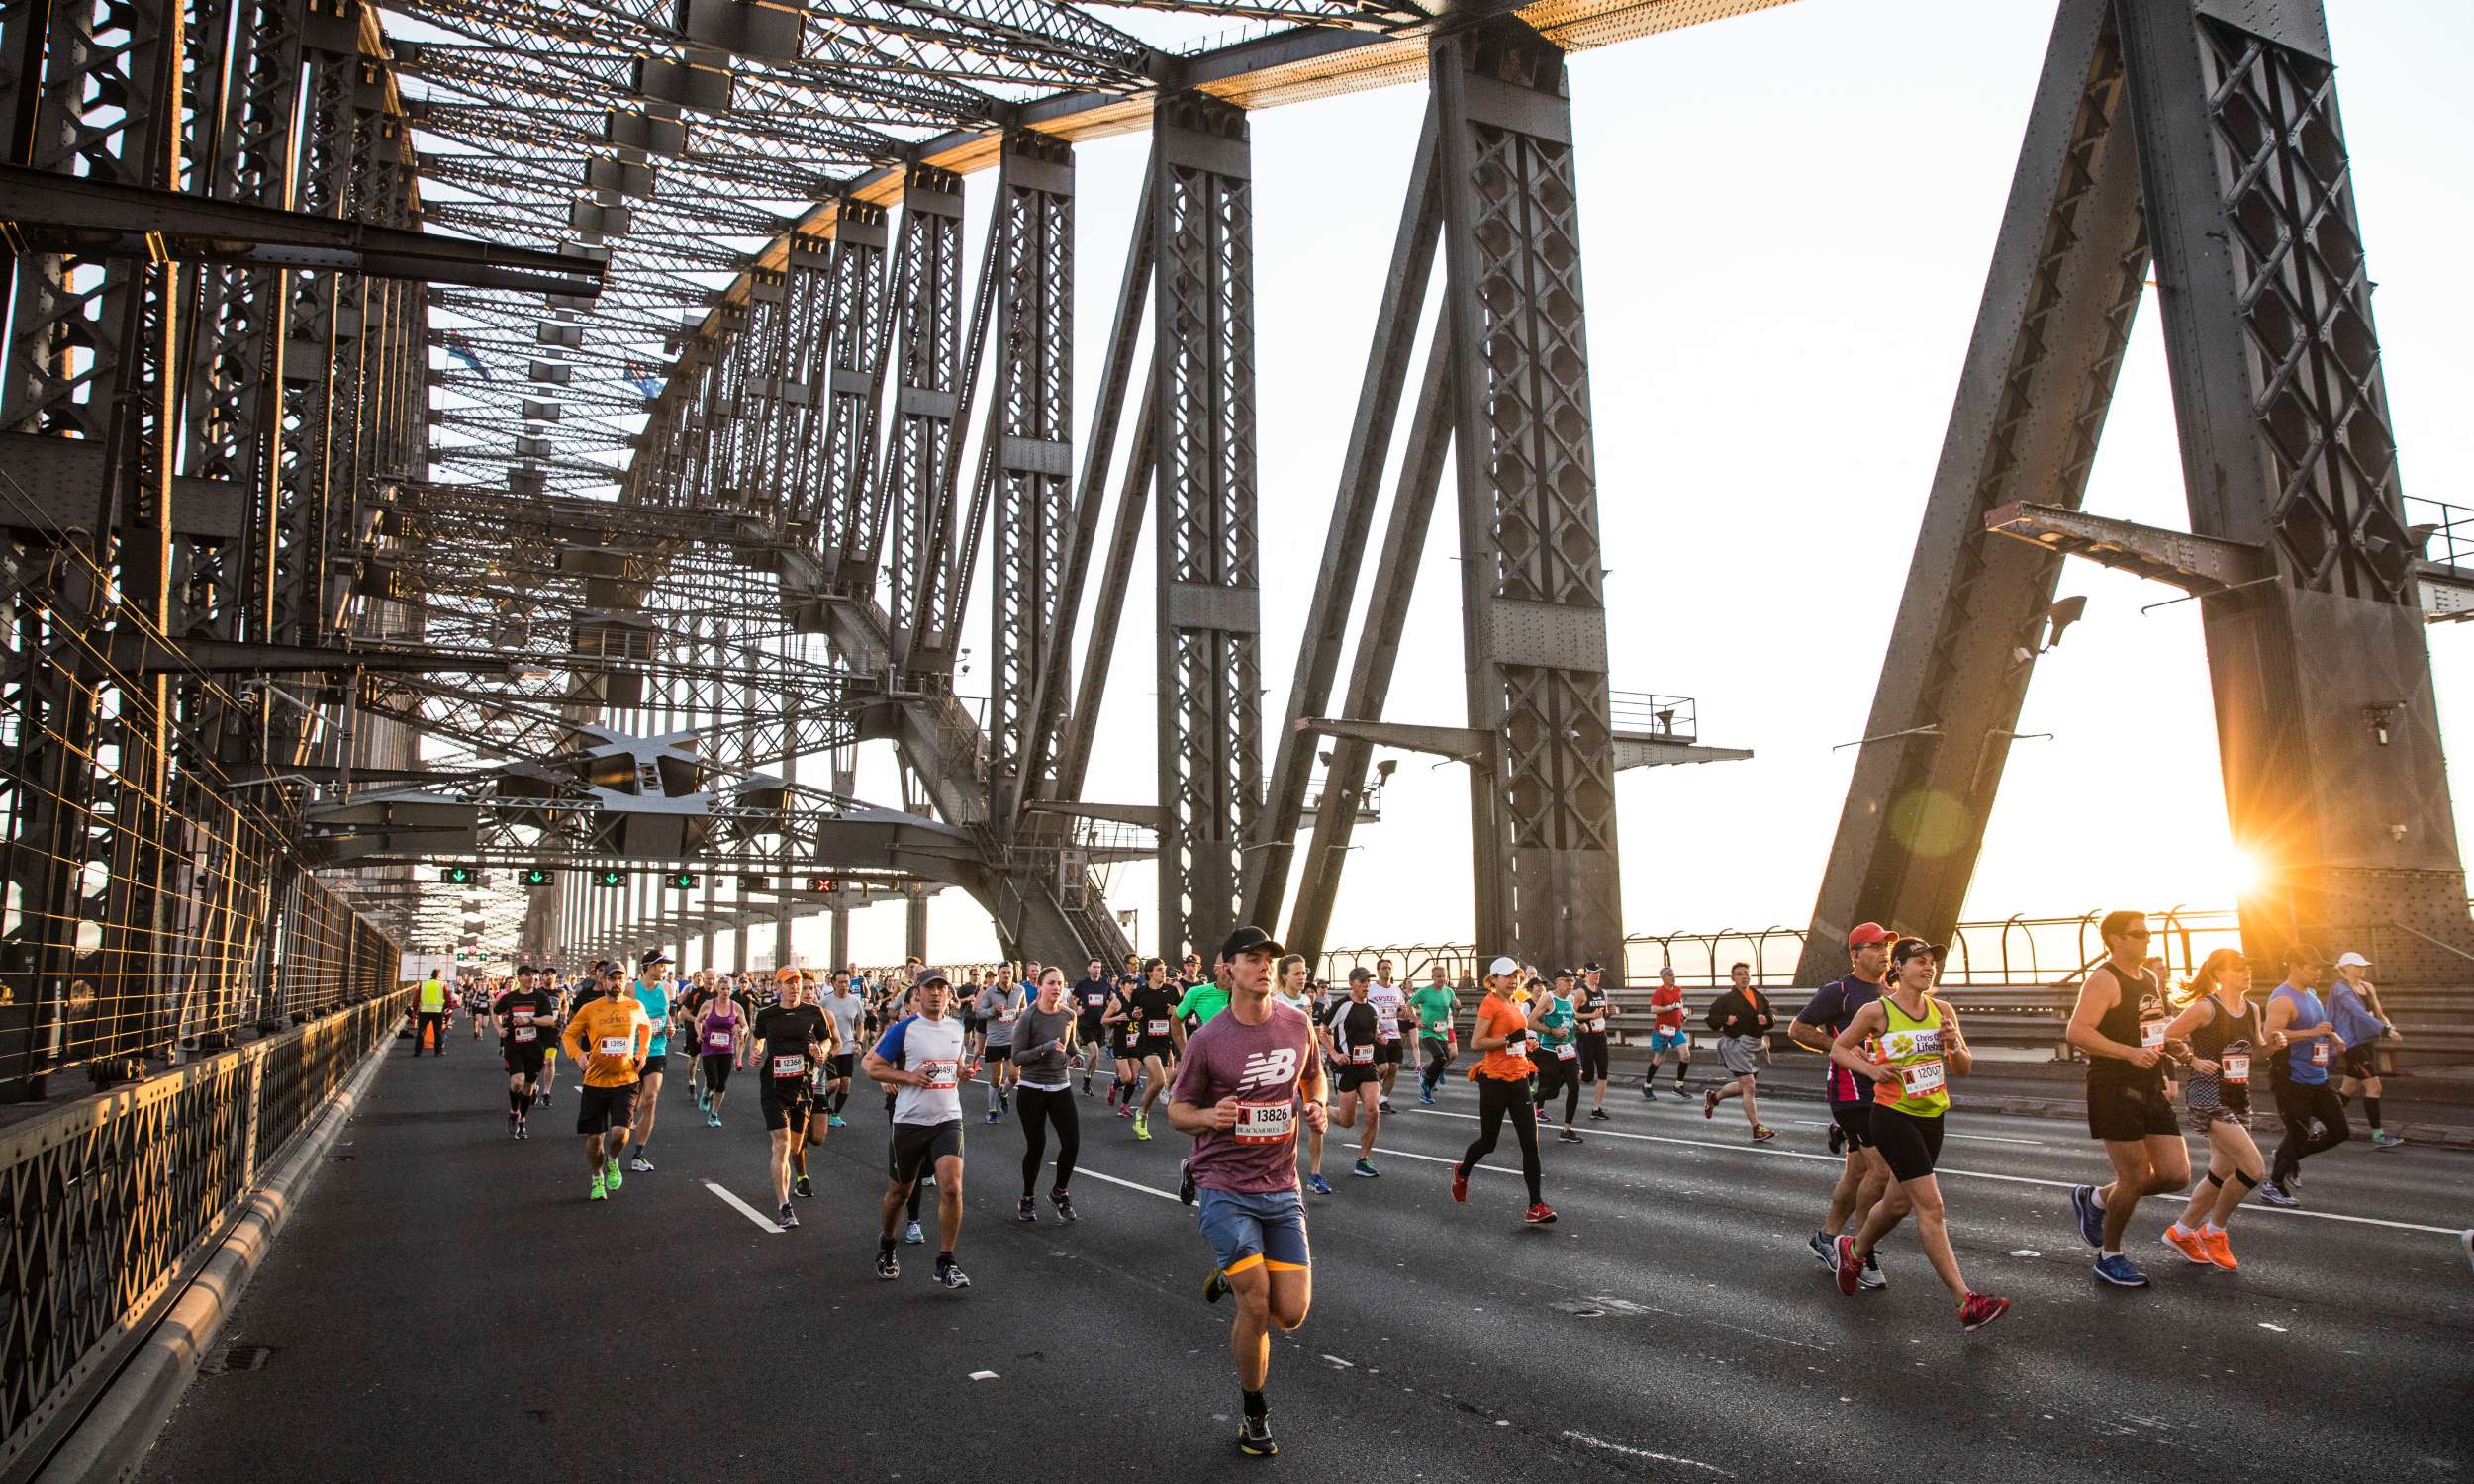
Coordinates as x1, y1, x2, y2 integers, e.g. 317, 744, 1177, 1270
1584, 1017, 1606, 1033
597, 1036, 631, 1057
1234, 1099, 1296, 1145
512, 1026, 537, 1044
1898, 1058, 1947, 1097
771, 1053, 805, 1078
2310, 1040, 2330, 1067
1146, 1018, 1171, 1037
922, 1059, 959, 1090
1556, 1041, 1578, 1061
1503, 1030, 1527, 1051
1349, 1044, 1374, 1065
999, 1006, 1019, 1023
2222, 1054, 2250, 1084
2140, 1019, 2167, 1051
706, 1029, 733, 1051
511, 1009, 534, 1027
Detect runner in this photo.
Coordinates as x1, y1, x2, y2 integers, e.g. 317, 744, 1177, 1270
1167, 925, 1323, 1458
624, 951, 676, 1173
492, 969, 560, 1140
1790, 923, 1893, 1289
1641, 966, 1689, 1096
1012, 966, 1081, 1223
1315, 970, 1384, 1183
752, 969, 833, 1227
2061, 910, 2193, 1288
1367, 957, 1407, 1113
2156, 948, 2268, 1267
1532, 969, 1584, 1144
1450, 957, 1554, 1225
864, 967, 975, 1287
558, 969, 652, 1202
1102, 967, 1143, 1114
534, 965, 562, 1106
1573, 963, 1611, 1121
821, 970, 867, 1128
1173, 964, 1233, 1035
695, 976, 747, 1128
2329, 951, 2404, 1149
1701, 962, 1776, 1141
977, 966, 1028, 1124
1410, 964, 1460, 1107
1828, 936, 2009, 1331
464, 976, 490, 1040
1072, 959, 1113, 1095
1123, 959, 1180, 1140
2263, 944, 2348, 1205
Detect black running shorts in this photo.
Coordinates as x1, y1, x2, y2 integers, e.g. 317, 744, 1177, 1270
2086, 1078, 2179, 1142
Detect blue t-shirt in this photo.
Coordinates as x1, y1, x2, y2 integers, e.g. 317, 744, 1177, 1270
2270, 983, 2331, 1085
633, 980, 673, 1055
2328, 983, 2384, 1049
1797, 974, 1885, 1105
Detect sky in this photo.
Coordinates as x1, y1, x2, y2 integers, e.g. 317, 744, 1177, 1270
742, 0, 2474, 972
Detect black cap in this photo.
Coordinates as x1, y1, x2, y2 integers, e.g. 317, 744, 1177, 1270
916, 965, 951, 987
1553, 967, 1577, 980
1218, 924, 1285, 962
1890, 937, 1948, 966
517, 963, 534, 974
1581, 961, 1602, 974
1347, 966, 1373, 982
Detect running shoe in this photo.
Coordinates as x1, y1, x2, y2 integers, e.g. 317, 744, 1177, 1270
2371, 1131, 2407, 1151
697, 1089, 711, 1111
933, 1261, 971, 1291
1304, 1172, 1333, 1194
589, 1172, 608, 1202
1018, 1197, 1038, 1223
780, 1204, 799, 1229
877, 1251, 901, 1280
1420, 1092, 1437, 1107
795, 1174, 813, 1199
706, 1112, 722, 1128
1451, 1169, 1469, 1203
1533, 1105, 1549, 1123
1858, 1252, 1885, 1290
1752, 1125, 1776, 1142
1524, 1201, 1558, 1225
1133, 1115, 1153, 1141
1379, 1099, 1394, 1114
1827, 1123, 1845, 1156
2068, 1184, 2104, 1247
2160, 1225, 2212, 1265
921, 1172, 936, 1188
1834, 1235, 1863, 1296
1588, 1107, 1609, 1121
516, 1121, 527, 1141
1702, 1087, 1720, 1120
1179, 1158, 1197, 1205
1556, 1129, 1584, 1145
1052, 1191, 1078, 1224
985, 1109, 999, 1125
1957, 1292, 2011, 1332
629, 1154, 653, 1172
605, 1159, 623, 1192
827, 1114, 847, 1129
509, 1114, 521, 1139
2092, 1252, 2149, 1287
2256, 1180, 2299, 1208
1352, 1159, 1380, 1179
1808, 1232, 1838, 1269
1000, 1094, 1011, 1114
904, 1219, 924, 1245
1116, 1103, 1133, 1119
1640, 1083, 1660, 1101
535, 1091, 549, 1107
1203, 1267, 1227, 1304
2201, 1228, 2238, 1271
1237, 1411, 1278, 1457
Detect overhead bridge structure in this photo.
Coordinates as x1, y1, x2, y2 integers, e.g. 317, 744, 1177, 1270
4, 0, 2472, 1107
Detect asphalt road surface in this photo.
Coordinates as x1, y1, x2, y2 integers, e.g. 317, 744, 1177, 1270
140, 1039, 2474, 1483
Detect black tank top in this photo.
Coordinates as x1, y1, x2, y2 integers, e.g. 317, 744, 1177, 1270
2088, 963, 2165, 1089
2184, 993, 2258, 1113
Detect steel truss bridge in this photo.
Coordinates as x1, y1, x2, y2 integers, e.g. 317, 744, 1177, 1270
4, 0, 2473, 1098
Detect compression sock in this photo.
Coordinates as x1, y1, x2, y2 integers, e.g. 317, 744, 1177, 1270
936, 1250, 955, 1269
1243, 1390, 1268, 1420
519, 1089, 535, 1116
509, 1089, 523, 1113
2365, 1097, 2382, 1134
1673, 1063, 1689, 1084
881, 1238, 897, 1259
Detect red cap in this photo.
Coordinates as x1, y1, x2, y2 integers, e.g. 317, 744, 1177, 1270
1846, 922, 1893, 948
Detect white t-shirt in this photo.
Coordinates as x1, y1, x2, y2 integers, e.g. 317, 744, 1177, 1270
1366, 981, 1405, 1043
874, 1013, 968, 1126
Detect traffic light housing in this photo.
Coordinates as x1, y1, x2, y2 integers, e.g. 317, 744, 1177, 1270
667, 872, 697, 889
439, 864, 476, 885
521, 867, 553, 887
594, 869, 625, 888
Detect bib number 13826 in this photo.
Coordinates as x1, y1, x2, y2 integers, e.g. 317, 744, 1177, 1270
1235, 1099, 1295, 1145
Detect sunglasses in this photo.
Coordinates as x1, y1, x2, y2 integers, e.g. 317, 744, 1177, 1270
2117, 929, 2151, 941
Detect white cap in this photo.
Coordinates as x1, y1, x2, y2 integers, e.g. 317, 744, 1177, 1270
2334, 951, 2372, 969
1486, 955, 1520, 978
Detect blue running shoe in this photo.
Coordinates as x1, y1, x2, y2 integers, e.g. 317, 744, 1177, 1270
1351, 1159, 1380, 1179
2069, 1184, 2105, 1248
1304, 1173, 1333, 1195
2092, 1252, 2149, 1288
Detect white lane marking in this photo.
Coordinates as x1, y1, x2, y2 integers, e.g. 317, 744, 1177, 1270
970, 1370, 1001, 1380
1408, 1109, 2466, 1236
704, 1178, 786, 1233
1791, 1118, 2045, 1147
1562, 1431, 1736, 1476
1075, 1165, 1185, 1203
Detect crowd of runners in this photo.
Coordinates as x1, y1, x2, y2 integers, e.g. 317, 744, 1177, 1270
415, 910, 2466, 1456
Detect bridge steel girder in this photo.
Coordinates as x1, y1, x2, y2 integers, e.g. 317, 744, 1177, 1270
854, 166, 965, 657
1432, 21, 1624, 975
1794, 0, 2149, 986
810, 204, 889, 560
1150, 92, 1264, 965
1805, 0, 2474, 984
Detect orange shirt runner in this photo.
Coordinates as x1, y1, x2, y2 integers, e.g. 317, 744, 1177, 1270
1472, 992, 1535, 1081
561, 995, 652, 1087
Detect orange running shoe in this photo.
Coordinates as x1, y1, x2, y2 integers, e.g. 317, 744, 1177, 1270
2200, 1227, 2238, 1271
2160, 1225, 2212, 1265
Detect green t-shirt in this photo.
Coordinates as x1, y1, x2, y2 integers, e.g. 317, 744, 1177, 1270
1173, 982, 1229, 1026
1538, 992, 1576, 1047
1409, 985, 1459, 1036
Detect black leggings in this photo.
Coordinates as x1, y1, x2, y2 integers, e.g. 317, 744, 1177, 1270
1420, 1036, 1456, 1095
1016, 1084, 1081, 1198
1459, 1075, 1543, 1204
2269, 1076, 2349, 1185
1534, 1053, 1579, 1123
701, 1053, 734, 1093
1576, 1033, 1609, 1084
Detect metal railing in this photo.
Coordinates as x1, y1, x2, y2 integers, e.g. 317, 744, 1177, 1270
1607, 691, 1697, 742
2407, 494, 2472, 568
0, 987, 410, 1476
